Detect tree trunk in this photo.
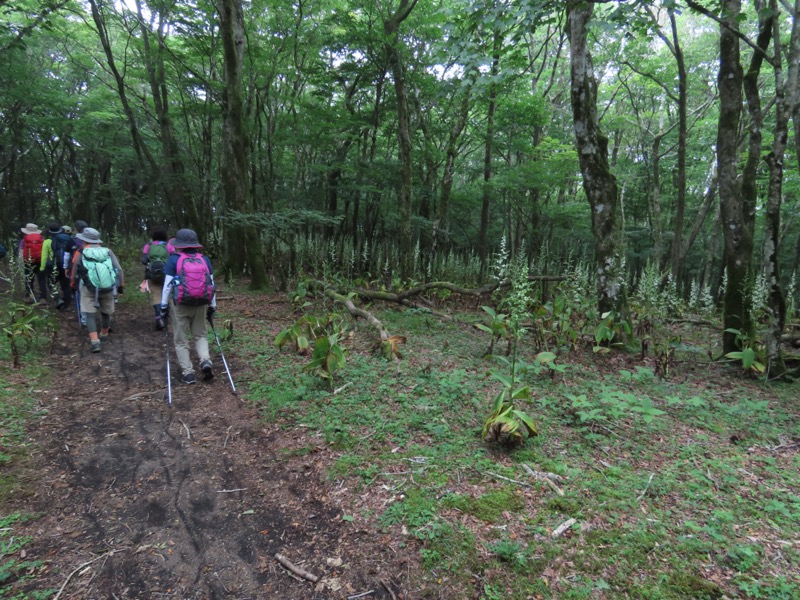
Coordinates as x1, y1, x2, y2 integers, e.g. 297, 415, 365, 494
383, 0, 418, 281
668, 9, 688, 282
478, 29, 501, 274
218, 0, 267, 289
567, 2, 627, 317
762, 0, 799, 377
717, 0, 753, 354
135, 0, 200, 233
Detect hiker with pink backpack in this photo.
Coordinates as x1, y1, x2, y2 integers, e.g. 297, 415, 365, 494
160, 229, 217, 385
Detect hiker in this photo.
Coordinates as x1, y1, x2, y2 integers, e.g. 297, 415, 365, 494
160, 228, 216, 384
70, 227, 124, 353
64, 220, 90, 325
140, 228, 170, 330
41, 222, 73, 309
19, 223, 47, 303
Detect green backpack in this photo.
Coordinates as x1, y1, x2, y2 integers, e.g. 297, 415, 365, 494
147, 242, 169, 284
81, 247, 117, 293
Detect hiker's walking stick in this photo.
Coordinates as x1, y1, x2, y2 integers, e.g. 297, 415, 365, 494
164, 314, 173, 406
208, 317, 236, 394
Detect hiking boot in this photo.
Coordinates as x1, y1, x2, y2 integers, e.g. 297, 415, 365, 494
181, 372, 196, 385
55, 299, 66, 310
99, 333, 109, 342
155, 317, 165, 331
200, 359, 214, 381
90, 340, 101, 353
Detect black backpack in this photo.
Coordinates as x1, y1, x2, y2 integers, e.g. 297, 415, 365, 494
50, 232, 71, 269
0, 242, 6, 260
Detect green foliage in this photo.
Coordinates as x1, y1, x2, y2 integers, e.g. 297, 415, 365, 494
0, 513, 50, 596
473, 306, 511, 355
724, 328, 766, 375
442, 488, 525, 523
593, 310, 632, 354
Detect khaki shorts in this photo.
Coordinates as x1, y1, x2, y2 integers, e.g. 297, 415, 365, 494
79, 284, 116, 314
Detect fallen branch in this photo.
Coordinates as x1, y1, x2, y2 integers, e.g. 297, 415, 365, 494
551, 518, 576, 538
381, 579, 398, 600
54, 549, 128, 599
487, 471, 532, 488
216, 488, 247, 493
637, 473, 655, 500
275, 553, 319, 583
522, 464, 565, 496
179, 420, 191, 440
121, 390, 161, 402
348, 591, 375, 599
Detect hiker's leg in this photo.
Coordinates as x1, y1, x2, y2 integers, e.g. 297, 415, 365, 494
57, 267, 71, 307
173, 305, 194, 375
23, 263, 36, 301
80, 286, 98, 338
189, 306, 211, 362
84, 312, 99, 339
151, 282, 165, 330
34, 265, 48, 300
98, 293, 114, 336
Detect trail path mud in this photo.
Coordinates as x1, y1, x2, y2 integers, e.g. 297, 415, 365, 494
10, 297, 406, 599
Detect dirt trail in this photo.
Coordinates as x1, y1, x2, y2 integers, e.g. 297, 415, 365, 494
11, 297, 404, 599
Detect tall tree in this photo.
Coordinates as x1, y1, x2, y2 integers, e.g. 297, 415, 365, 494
382, 0, 419, 280
218, 0, 267, 289
567, 1, 627, 316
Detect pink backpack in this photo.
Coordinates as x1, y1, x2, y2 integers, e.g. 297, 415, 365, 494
172, 252, 215, 306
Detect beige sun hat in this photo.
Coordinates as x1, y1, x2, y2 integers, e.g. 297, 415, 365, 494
21, 223, 42, 235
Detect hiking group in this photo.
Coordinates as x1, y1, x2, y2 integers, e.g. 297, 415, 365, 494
15, 222, 221, 386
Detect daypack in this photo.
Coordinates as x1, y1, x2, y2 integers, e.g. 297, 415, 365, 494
50, 232, 72, 270
22, 233, 43, 263
81, 247, 117, 293
172, 252, 214, 306
146, 242, 169, 284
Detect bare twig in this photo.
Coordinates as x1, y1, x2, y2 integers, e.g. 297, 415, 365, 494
487, 471, 532, 488
334, 382, 353, 395
216, 488, 247, 493
275, 553, 319, 583
223, 425, 233, 448
637, 473, 655, 501
522, 464, 565, 496
54, 549, 128, 599
348, 591, 375, 599
121, 390, 161, 402
178, 420, 191, 440
551, 518, 577, 538
381, 579, 398, 600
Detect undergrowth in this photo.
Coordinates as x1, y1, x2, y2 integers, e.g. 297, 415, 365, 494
242, 292, 800, 599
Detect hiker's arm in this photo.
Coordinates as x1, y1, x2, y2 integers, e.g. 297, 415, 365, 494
140, 243, 149, 266
40, 240, 51, 271
160, 275, 174, 308
109, 250, 125, 288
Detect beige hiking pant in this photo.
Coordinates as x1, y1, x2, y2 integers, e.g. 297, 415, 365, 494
172, 303, 211, 376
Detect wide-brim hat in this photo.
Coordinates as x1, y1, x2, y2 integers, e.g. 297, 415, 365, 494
172, 228, 202, 249
21, 223, 41, 235
76, 227, 102, 244
48, 222, 63, 235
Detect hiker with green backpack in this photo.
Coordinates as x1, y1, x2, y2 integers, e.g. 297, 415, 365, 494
140, 228, 170, 330
70, 227, 125, 353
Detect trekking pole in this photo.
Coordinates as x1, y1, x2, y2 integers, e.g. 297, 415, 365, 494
164, 315, 173, 406
208, 317, 237, 394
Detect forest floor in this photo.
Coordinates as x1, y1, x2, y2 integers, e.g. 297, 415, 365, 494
2, 281, 800, 600
2, 291, 407, 599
